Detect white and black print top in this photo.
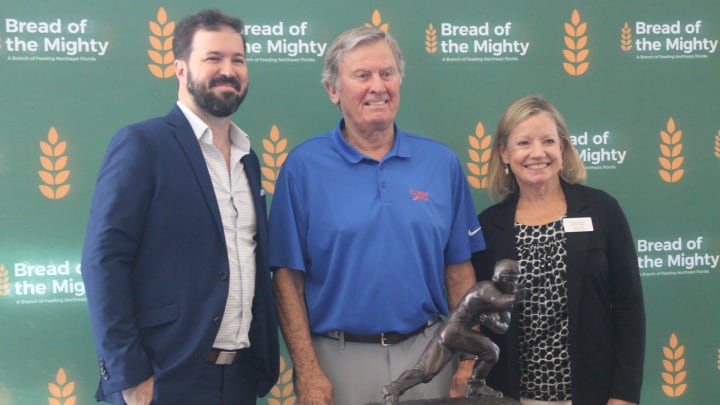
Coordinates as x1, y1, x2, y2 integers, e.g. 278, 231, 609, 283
514, 217, 572, 401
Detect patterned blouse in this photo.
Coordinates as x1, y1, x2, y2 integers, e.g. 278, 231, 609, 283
514, 217, 572, 401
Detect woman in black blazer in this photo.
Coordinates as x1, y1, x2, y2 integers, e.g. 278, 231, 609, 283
471, 95, 645, 405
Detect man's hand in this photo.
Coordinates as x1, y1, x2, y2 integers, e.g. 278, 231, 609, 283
295, 367, 334, 405
513, 286, 528, 302
449, 359, 473, 397
607, 399, 637, 405
121, 376, 154, 405
274, 268, 334, 404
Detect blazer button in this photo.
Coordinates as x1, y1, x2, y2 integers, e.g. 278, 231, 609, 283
99, 359, 109, 380
218, 272, 228, 281
213, 316, 222, 324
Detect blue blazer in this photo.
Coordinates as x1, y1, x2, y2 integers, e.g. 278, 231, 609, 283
472, 180, 645, 404
82, 105, 279, 403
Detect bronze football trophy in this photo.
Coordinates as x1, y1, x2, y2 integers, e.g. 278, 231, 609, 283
381, 259, 525, 405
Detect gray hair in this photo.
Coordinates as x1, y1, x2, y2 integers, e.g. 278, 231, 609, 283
322, 26, 405, 90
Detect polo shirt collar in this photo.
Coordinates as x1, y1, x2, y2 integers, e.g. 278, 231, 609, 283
331, 119, 412, 164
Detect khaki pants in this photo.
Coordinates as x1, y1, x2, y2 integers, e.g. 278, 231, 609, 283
311, 322, 455, 404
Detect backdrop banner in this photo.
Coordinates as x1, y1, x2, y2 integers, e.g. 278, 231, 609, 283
1, 1, 718, 403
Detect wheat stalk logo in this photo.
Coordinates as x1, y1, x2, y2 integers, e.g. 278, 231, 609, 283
148, 7, 175, 79
658, 118, 684, 183
268, 355, 295, 405
38, 127, 71, 199
0, 265, 9, 297
562, 9, 590, 76
261, 125, 289, 195
620, 22, 633, 51
425, 24, 438, 54
661, 333, 687, 397
48, 368, 76, 405
365, 9, 389, 32
466, 122, 492, 189
714, 130, 720, 158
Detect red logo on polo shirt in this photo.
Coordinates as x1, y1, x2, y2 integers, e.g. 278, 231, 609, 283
410, 189, 429, 201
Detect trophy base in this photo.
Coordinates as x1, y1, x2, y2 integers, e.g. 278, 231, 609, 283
367, 396, 521, 405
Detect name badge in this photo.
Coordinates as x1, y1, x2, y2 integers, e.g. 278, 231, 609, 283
563, 217, 593, 232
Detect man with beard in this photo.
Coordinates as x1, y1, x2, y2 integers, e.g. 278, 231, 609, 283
81, 9, 278, 405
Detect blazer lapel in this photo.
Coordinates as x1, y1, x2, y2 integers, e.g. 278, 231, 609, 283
241, 150, 267, 248
485, 195, 523, 394
492, 194, 520, 261
166, 106, 224, 236
561, 181, 591, 339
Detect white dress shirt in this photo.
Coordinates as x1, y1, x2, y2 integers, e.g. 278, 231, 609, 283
177, 101, 256, 350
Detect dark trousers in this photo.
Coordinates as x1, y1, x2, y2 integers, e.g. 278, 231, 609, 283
153, 352, 258, 405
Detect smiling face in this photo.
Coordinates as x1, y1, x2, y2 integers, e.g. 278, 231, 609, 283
324, 40, 401, 135
176, 27, 248, 118
500, 112, 564, 192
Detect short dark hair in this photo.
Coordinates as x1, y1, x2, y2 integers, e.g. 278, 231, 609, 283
173, 9, 245, 61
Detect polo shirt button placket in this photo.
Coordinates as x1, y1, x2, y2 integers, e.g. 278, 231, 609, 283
378, 164, 388, 200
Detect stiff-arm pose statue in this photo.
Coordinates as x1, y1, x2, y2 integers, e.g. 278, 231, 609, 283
382, 259, 524, 405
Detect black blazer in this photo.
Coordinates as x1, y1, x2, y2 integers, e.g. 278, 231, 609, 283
82, 106, 279, 403
472, 180, 645, 404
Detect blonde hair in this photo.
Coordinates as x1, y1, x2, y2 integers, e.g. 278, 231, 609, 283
487, 95, 586, 200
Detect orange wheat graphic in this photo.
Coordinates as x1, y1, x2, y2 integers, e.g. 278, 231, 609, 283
661, 333, 687, 397
658, 118, 684, 183
714, 130, 720, 158
562, 9, 590, 76
365, 9, 389, 32
148, 7, 175, 79
425, 24, 438, 54
38, 127, 71, 199
261, 125, 289, 195
0, 265, 9, 297
466, 122, 492, 189
620, 22, 633, 51
268, 355, 295, 405
48, 368, 76, 405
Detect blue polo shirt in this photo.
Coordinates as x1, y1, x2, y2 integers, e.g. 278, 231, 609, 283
268, 120, 485, 335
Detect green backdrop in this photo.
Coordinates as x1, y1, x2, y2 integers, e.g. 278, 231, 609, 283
1, 0, 719, 403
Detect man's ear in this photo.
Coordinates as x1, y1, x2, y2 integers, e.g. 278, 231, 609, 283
175, 59, 187, 85
324, 81, 340, 105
